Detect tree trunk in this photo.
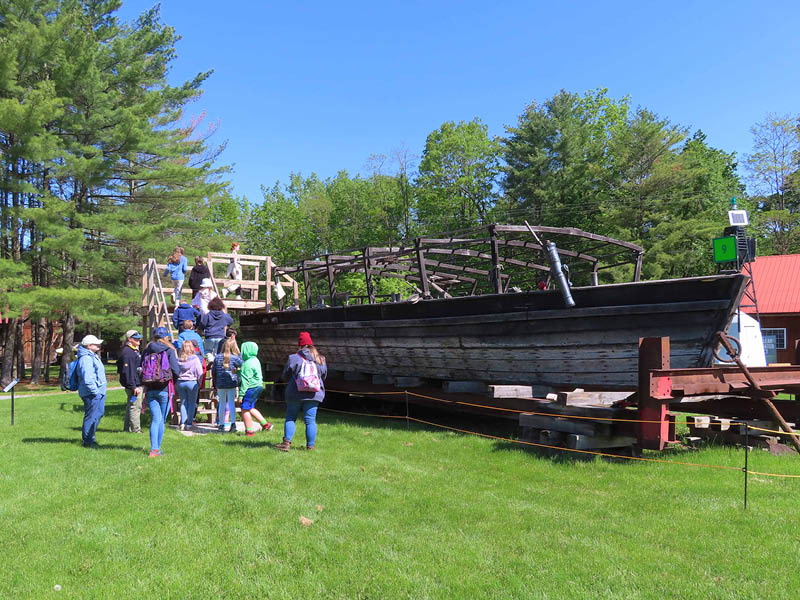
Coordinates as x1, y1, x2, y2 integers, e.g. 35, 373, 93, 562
31, 317, 45, 384
43, 319, 54, 383
1, 318, 17, 385
16, 318, 25, 380
59, 313, 76, 385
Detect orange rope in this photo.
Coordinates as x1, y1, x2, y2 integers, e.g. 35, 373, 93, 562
318, 407, 742, 472
746, 425, 800, 436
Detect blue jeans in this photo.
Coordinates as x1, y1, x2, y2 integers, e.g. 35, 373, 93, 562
146, 388, 169, 451
205, 337, 223, 355
284, 400, 319, 447
178, 380, 199, 426
217, 388, 237, 430
81, 393, 105, 446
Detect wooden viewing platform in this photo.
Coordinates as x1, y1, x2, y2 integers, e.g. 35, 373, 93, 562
141, 252, 300, 338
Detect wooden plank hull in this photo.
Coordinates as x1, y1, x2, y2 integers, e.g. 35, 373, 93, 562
240, 274, 748, 391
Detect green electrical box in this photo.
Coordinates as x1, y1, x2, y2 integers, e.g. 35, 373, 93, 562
713, 235, 737, 263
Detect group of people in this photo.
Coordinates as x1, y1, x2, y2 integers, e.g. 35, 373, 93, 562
163, 243, 244, 307
76, 325, 326, 457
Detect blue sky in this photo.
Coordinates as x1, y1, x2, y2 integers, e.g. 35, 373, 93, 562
119, 1, 800, 203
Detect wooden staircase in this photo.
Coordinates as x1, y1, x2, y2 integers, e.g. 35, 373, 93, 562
141, 252, 297, 427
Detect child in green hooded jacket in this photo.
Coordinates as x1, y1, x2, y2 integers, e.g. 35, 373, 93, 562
238, 341, 273, 436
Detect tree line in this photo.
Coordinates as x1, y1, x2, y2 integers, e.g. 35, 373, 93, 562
1, 1, 798, 386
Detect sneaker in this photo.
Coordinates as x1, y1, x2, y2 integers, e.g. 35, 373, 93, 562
179, 424, 185, 431
305, 445, 315, 451
275, 439, 291, 452
246, 430, 256, 437
148, 450, 162, 458
261, 422, 273, 432
235, 295, 243, 300
221, 288, 228, 298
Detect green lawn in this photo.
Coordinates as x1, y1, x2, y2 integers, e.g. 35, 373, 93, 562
1, 389, 799, 599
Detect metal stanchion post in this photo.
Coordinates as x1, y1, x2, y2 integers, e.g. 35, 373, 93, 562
405, 390, 409, 429
743, 425, 749, 510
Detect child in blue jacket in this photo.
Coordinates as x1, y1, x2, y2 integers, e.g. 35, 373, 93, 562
163, 246, 188, 304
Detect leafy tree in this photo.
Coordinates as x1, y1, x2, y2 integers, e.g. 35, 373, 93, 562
417, 118, 500, 232
501, 89, 629, 231
0, 1, 229, 382
745, 114, 800, 254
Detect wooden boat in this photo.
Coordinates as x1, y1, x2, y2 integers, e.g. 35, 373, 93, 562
239, 225, 748, 391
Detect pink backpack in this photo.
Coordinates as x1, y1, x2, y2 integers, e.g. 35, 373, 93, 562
295, 355, 321, 392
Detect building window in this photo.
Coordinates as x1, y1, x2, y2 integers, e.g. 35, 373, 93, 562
762, 328, 787, 350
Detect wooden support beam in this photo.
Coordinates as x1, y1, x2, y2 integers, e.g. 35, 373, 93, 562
415, 238, 431, 298
265, 256, 272, 313
634, 251, 643, 282
302, 266, 312, 309
363, 248, 375, 304
638, 336, 672, 450
325, 254, 336, 306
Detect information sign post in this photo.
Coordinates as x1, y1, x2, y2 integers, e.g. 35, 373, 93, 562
3, 378, 19, 426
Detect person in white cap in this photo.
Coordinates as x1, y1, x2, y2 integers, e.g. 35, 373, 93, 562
191, 277, 218, 316
117, 330, 143, 433
76, 334, 107, 448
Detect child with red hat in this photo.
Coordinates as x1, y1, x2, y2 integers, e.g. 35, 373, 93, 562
275, 331, 327, 451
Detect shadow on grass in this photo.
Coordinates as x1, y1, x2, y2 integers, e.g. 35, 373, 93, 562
491, 440, 596, 463
59, 402, 127, 415
221, 439, 279, 449
21, 437, 143, 452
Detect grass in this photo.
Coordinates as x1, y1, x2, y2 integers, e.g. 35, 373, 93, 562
2, 389, 800, 599
4, 368, 120, 395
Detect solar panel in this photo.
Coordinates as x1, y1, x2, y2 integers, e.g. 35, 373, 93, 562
728, 210, 749, 226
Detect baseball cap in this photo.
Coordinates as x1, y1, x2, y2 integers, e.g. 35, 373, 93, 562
125, 329, 142, 340
81, 334, 104, 346
153, 326, 171, 339
200, 278, 213, 288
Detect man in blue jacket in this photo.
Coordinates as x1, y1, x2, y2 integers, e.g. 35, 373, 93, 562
76, 334, 107, 448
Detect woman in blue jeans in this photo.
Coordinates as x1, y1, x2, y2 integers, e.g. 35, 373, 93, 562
141, 327, 181, 457
276, 331, 327, 451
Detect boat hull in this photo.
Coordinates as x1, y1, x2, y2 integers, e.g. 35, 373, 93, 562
239, 274, 748, 391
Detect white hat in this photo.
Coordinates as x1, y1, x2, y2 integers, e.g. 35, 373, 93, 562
81, 334, 104, 346
200, 278, 213, 288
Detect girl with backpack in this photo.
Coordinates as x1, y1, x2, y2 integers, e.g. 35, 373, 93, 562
213, 336, 242, 432
176, 340, 204, 432
163, 246, 188, 305
142, 327, 181, 457
275, 331, 327, 451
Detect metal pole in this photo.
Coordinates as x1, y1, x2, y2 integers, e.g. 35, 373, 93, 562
743, 425, 749, 510
10, 386, 14, 426
405, 390, 409, 429
718, 332, 800, 455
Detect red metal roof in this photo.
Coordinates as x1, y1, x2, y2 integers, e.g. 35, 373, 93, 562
741, 254, 800, 315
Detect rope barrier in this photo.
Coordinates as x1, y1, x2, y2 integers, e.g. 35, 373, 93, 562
275, 381, 800, 431
746, 425, 800, 436
317, 406, 800, 477
272, 380, 800, 484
